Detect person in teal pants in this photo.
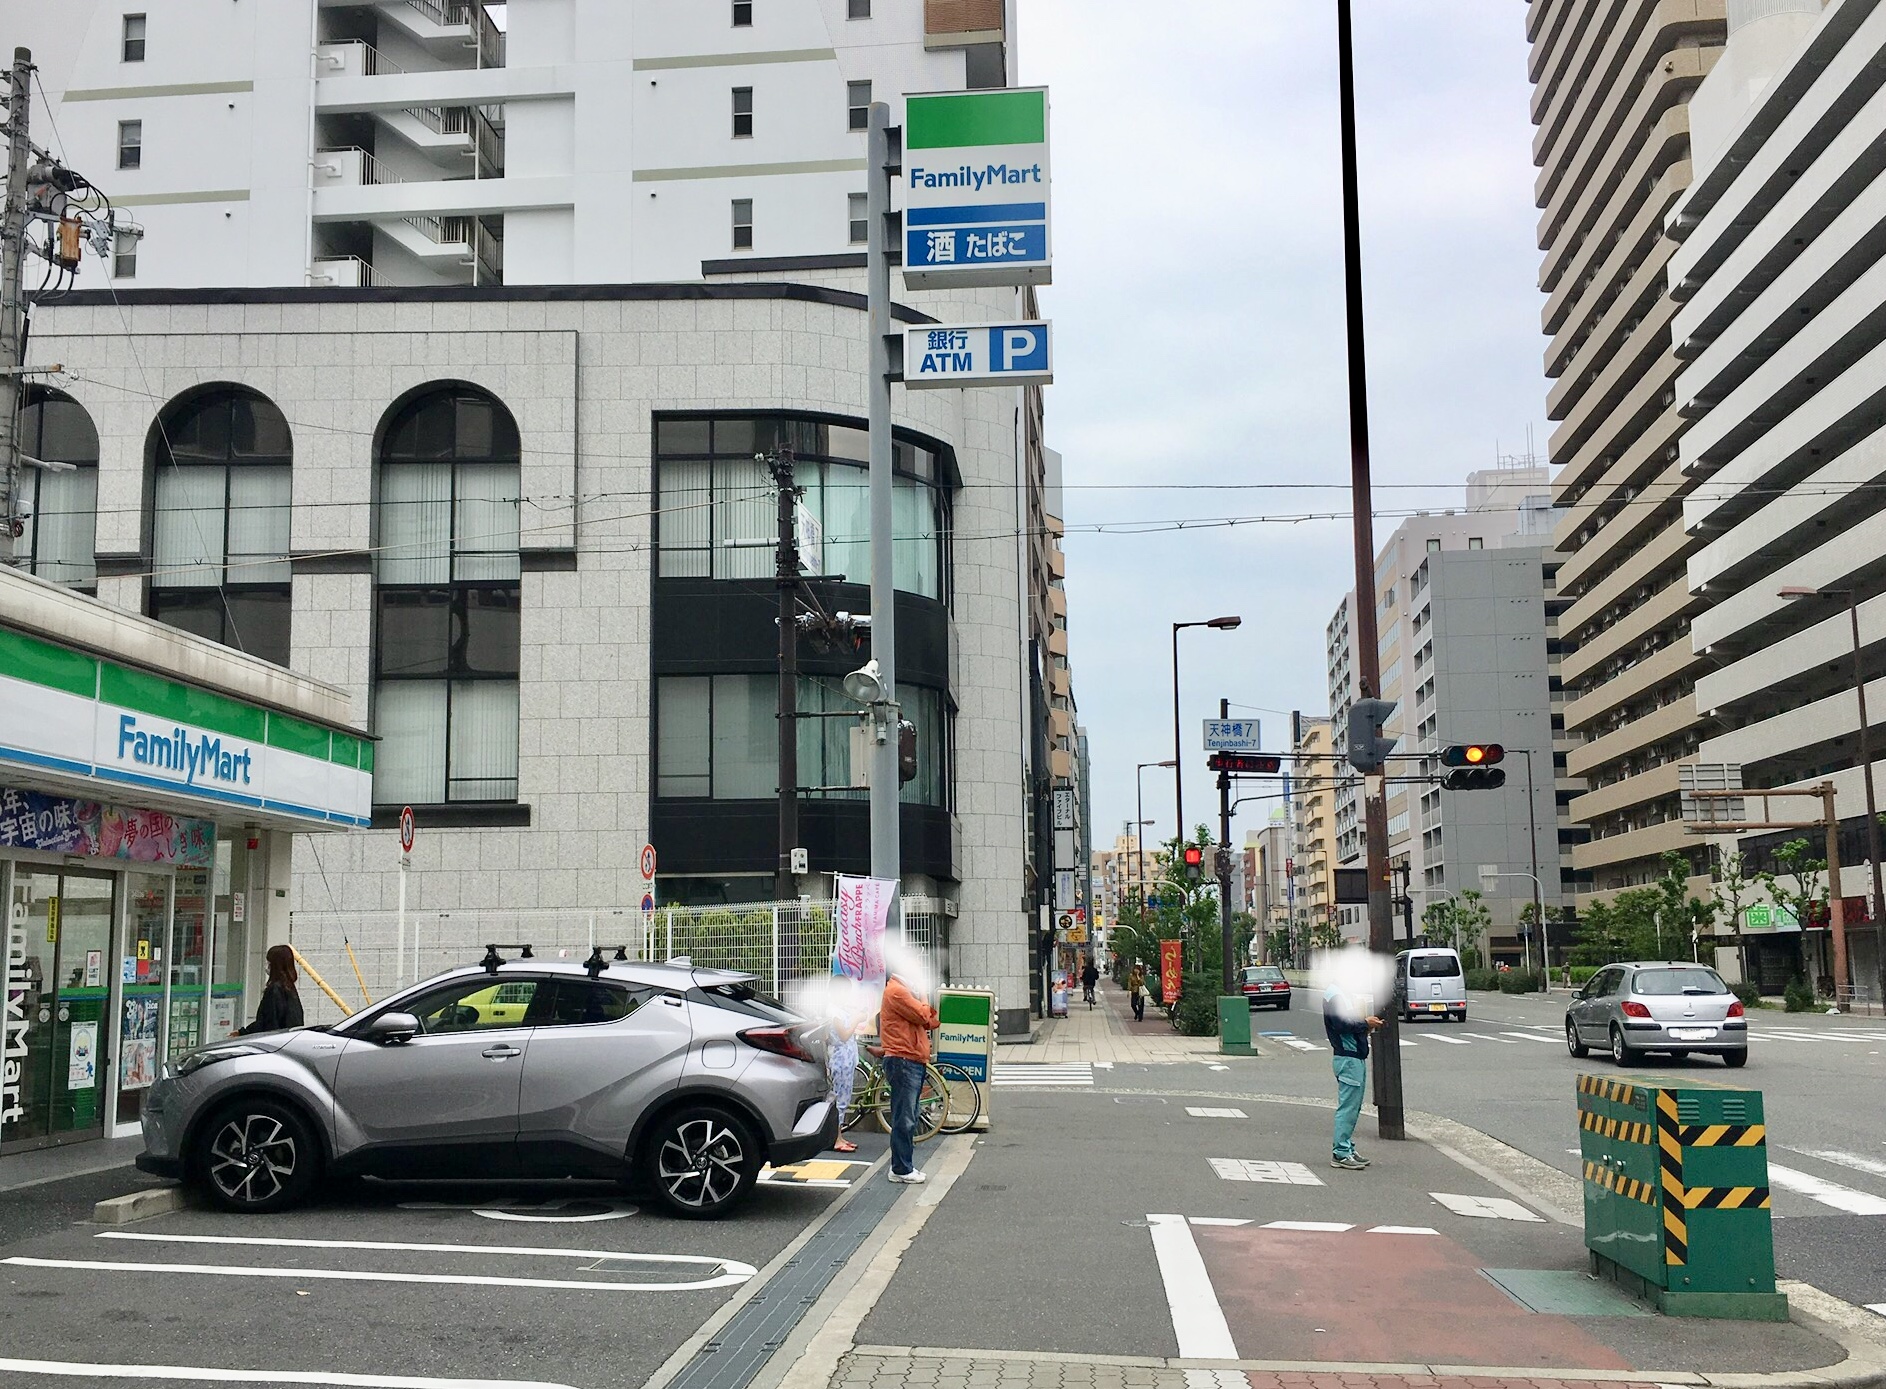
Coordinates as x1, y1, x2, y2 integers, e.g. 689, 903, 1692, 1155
1323, 985, 1382, 1171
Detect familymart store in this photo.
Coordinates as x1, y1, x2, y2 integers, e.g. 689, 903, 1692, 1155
1, 577, 369, 1153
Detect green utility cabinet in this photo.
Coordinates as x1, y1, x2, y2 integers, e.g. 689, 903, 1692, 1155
1575, 1074, 1786, 1320
1216, 997, 1255, 1055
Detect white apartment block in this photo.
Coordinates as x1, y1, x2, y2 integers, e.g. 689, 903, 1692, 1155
1670, 0, 1886, 995
17, 0, 1011, 289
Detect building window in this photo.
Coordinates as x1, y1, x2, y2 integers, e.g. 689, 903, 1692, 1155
148, 387, 293, 665
1467, 536, 1484, 550
848, 80, 871, 131
1426, 537, 1441, 553
373, 386, 523, 807
655, 415, 948, 601
122, 14, 147, 62
849, 0, 870, 16
732, 86, 753, 138
117, 120, 141, 170
848, 192, 868, 244
731, 198, 753, 250
19, 389, 98, 587
112, 230, 138, 279
732, 0, 752, 24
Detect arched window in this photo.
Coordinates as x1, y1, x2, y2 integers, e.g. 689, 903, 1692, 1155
372, 385, 521, 807
19, 388, 99, 586
147, 386, 293, 666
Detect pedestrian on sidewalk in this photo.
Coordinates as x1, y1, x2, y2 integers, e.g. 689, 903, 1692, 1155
825, 972, 870, 1154
239, 945, 305, 1035
1127, 963, 1146, 1022
878, 967, 940, 1184
1322, 982, 1381, 1171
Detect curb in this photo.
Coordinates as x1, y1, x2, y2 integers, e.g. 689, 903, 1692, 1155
91, 1184, 193, 1224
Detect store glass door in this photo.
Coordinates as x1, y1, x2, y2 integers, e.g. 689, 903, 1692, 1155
3, 868, 115, 1150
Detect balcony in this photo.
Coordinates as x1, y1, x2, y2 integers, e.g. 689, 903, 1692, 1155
308, 255, 384, 288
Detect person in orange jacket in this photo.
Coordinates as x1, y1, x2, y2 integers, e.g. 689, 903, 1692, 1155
878, 967, 940, 1184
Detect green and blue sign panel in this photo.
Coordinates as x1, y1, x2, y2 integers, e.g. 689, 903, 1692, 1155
904, 88, 1051, 288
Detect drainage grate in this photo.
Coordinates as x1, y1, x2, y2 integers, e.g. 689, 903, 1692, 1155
665, 1172, 905, 1389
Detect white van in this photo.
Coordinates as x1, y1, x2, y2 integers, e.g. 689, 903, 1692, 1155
1396, 947, 1467, 1023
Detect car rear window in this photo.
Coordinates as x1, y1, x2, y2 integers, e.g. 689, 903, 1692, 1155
1633, 967, 1727, 996
1408, 954, 1461, 978
1244, 967, 1285, 982
689, 981, 798, 1023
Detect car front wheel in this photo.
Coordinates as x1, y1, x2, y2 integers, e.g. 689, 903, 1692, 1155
644, 1104, 760, 1220
1566, 1020, 1588, 1059
191, 1097, 322, 1214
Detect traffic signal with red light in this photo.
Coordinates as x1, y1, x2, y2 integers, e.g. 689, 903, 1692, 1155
1207, 752, 1282, 774
1182, 845, 1204, 883
1440, 744, 1506, 790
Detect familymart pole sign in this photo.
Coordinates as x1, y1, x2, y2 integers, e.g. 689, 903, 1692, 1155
904, 88, 1051, 288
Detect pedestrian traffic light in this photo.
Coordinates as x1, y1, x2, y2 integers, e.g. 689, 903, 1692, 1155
1346, 698, 1398, 774
1207, 752, 1282, 774
1182, 845, 1204, 883
1439, 743, 1505, 790
897, 720, 918, 784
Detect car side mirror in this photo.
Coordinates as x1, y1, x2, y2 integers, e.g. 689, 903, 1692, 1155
366, 1012, 419, 1044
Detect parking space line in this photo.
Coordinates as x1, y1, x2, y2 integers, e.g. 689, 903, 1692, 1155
1145, 1214, 1237, 1359
3, 1254, 753, 1293
0, 1358, 580, 1387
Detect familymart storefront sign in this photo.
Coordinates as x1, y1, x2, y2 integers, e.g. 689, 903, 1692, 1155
0, 628, 371, 828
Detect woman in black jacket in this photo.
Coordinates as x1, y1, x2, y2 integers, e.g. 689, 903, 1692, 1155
240, 944, 305, 1034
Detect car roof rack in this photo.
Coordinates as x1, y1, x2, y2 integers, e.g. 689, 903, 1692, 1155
480, 943, 535, 974
582, 944, 634, 978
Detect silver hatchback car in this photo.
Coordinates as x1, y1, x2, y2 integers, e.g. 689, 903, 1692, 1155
137, 956, 838, 1218
1564, 962, 1748, 1068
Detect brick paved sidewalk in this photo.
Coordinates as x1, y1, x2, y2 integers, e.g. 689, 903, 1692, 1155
834, 1350, 1667, 1389
996, 981, 1231, 1066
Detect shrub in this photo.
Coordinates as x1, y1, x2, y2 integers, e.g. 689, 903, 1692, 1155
1732, 982, 1762, 1009
1465, 968, 1501, 993
1173, 977, 1221, 1036
1497, 968, 1545, 995
1784, 976, 1815, 1013
1569, 965, 1600, 986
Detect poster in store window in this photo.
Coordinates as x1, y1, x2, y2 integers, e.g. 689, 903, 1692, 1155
67, 1021, 97, 1089
119, 998, 158, 1089
209, 997, 237, 1039
84, 950, 101, 988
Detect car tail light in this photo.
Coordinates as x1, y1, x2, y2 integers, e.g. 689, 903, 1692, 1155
1727, 1000, 1745, 1018
1621, 1001, 1651, 1018
740, 1026, 814, 1063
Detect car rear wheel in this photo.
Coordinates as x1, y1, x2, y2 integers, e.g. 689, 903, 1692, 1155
1566, 1020, 1588, 1059
191, 1097, 322, 1214
1722, 1049, 1749, 1068
643, 1104, 760, 1220
1609, 1025, 1638, 1067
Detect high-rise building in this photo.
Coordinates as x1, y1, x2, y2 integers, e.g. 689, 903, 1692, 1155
1526, 0, 1727, 901
1290, 715, 1338, 947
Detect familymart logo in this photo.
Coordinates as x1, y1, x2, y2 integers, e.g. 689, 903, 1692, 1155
115, 714, 255, 789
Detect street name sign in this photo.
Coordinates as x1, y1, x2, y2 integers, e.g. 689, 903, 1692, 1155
904, 322, 1052, 389
904, 88, 1051, 288
1203, 719, 1262, 752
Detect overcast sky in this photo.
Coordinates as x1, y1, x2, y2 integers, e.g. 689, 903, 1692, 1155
1016, 2, 1548, 857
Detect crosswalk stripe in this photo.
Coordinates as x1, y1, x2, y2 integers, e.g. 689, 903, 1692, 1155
1423, 1033, 1473, 1045
1500, 1031, 1560, 1044
1461, 1032, 1520, 1044
1785, 1148, 1886, 1181
992, 1063, 1093, 1087
1767, 1164, 1886, 1215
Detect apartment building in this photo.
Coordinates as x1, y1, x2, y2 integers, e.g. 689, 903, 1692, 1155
1290, 715, 1338, 944
1669, 0, 1886, 995
1526, 0, 1727, 900
21, 0, 1009, 289
1246, 817, 1291, 949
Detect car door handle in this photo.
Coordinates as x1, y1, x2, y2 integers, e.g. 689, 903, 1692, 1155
481, 1044, 523, 1060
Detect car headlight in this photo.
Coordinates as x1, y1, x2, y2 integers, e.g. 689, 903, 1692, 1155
173, 1044, 264, 1078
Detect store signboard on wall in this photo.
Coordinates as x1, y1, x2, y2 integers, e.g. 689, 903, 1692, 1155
0, 787, 213, 867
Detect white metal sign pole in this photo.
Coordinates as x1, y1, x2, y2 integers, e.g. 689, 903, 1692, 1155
867, 102, 903, 938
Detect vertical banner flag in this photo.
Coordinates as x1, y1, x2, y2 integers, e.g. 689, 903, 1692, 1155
835, 875, 894, 982
1160, 940, 1183, 1007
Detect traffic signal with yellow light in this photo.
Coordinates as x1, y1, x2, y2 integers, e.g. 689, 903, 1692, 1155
1440, 743, 1506, 790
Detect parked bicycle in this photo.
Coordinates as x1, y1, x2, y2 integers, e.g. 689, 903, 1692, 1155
843, 1052, 982, 1139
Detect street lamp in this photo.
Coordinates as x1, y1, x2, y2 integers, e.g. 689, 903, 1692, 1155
1780, 585, 1886, 1009
1135, 762, 1176, 913
1172, 617, 1242, 846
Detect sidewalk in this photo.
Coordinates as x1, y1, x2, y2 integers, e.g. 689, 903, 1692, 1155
997, 980, 1229, 1066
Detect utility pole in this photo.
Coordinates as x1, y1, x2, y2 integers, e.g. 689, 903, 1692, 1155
1336, 2, 1404, 1139
1218, 697, 1236, 996
770, 449, 801, 903
0, 49, 32, 564
866, 102, 903, 930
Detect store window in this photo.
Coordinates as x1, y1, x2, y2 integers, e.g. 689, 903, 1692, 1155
372, 384, 522, 808
147, 386, 293, 666
18, 388, 99, 586
654, 415, 948, 602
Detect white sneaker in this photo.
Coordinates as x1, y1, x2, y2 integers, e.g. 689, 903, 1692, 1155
888, 1169, 928, 1184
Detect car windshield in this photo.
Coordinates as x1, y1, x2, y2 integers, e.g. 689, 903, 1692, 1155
1245, 967, 1285, 982
1408, 955, 1460, 978
1633, 967, 1727, 996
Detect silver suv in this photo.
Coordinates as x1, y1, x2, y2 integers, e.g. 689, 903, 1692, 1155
136, 956, 838, 1219
1565, 962, 1748, 1068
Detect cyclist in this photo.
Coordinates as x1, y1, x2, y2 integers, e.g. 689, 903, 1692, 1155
1080, 957, 1100, 1008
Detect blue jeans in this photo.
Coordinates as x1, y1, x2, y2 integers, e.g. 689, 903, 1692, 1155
884, 1055, 926, 1175
1332, 1055, 1366, 1159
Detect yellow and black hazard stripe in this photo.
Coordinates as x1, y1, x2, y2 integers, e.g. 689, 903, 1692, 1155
1583, 1159, 1657, 1205
1676, 1123, 1766, 1148
1680, 1185, 1771, 1211
1657, 1090, 1687, 1266
1577, 1074, 1639, 1107
1578, 1109, 1654, 1146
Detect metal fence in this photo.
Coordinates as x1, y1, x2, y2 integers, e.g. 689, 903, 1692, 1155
287, 902, 943, 1025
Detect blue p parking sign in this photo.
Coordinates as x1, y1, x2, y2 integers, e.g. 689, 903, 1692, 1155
904, 321, 1054, 390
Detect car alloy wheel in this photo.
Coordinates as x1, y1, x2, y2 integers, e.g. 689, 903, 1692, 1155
194, 1099, 320, 1213
1566, 1020, 1588, 1059
1610, 1025, 1636, 1067
648, 1107, 757, 1219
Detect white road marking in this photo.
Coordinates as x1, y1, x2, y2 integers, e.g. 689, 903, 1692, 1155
397, 1198, 637, 1224
1499, 1031, 1560, 1044
1187, 1107, 1248, 1118
1187, 1217, 1253, 1227
1270, 1035, 1320, 1052
1209, 1159, 1323, 1186
1205, 1063, 1230, 1071
992, 1063, 1094, 1087
1429, 1192, 1544, 1222
1766, 1165, 1886, 1215
1367, 1226, 1439, 1235
1423, 1033, 1473, 1045
1398, 1038, 1418, 1048
1785, 1148, 1886, 1181
1094, 1060, 1114, 1069
1261, 1221, 1352, 1232
0, 1360, 579, 1387
1460, 1033, 1520, 1044
1145, 1214, 1238, 1359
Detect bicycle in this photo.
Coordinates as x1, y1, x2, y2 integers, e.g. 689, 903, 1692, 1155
843, 1053, 981, 1139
